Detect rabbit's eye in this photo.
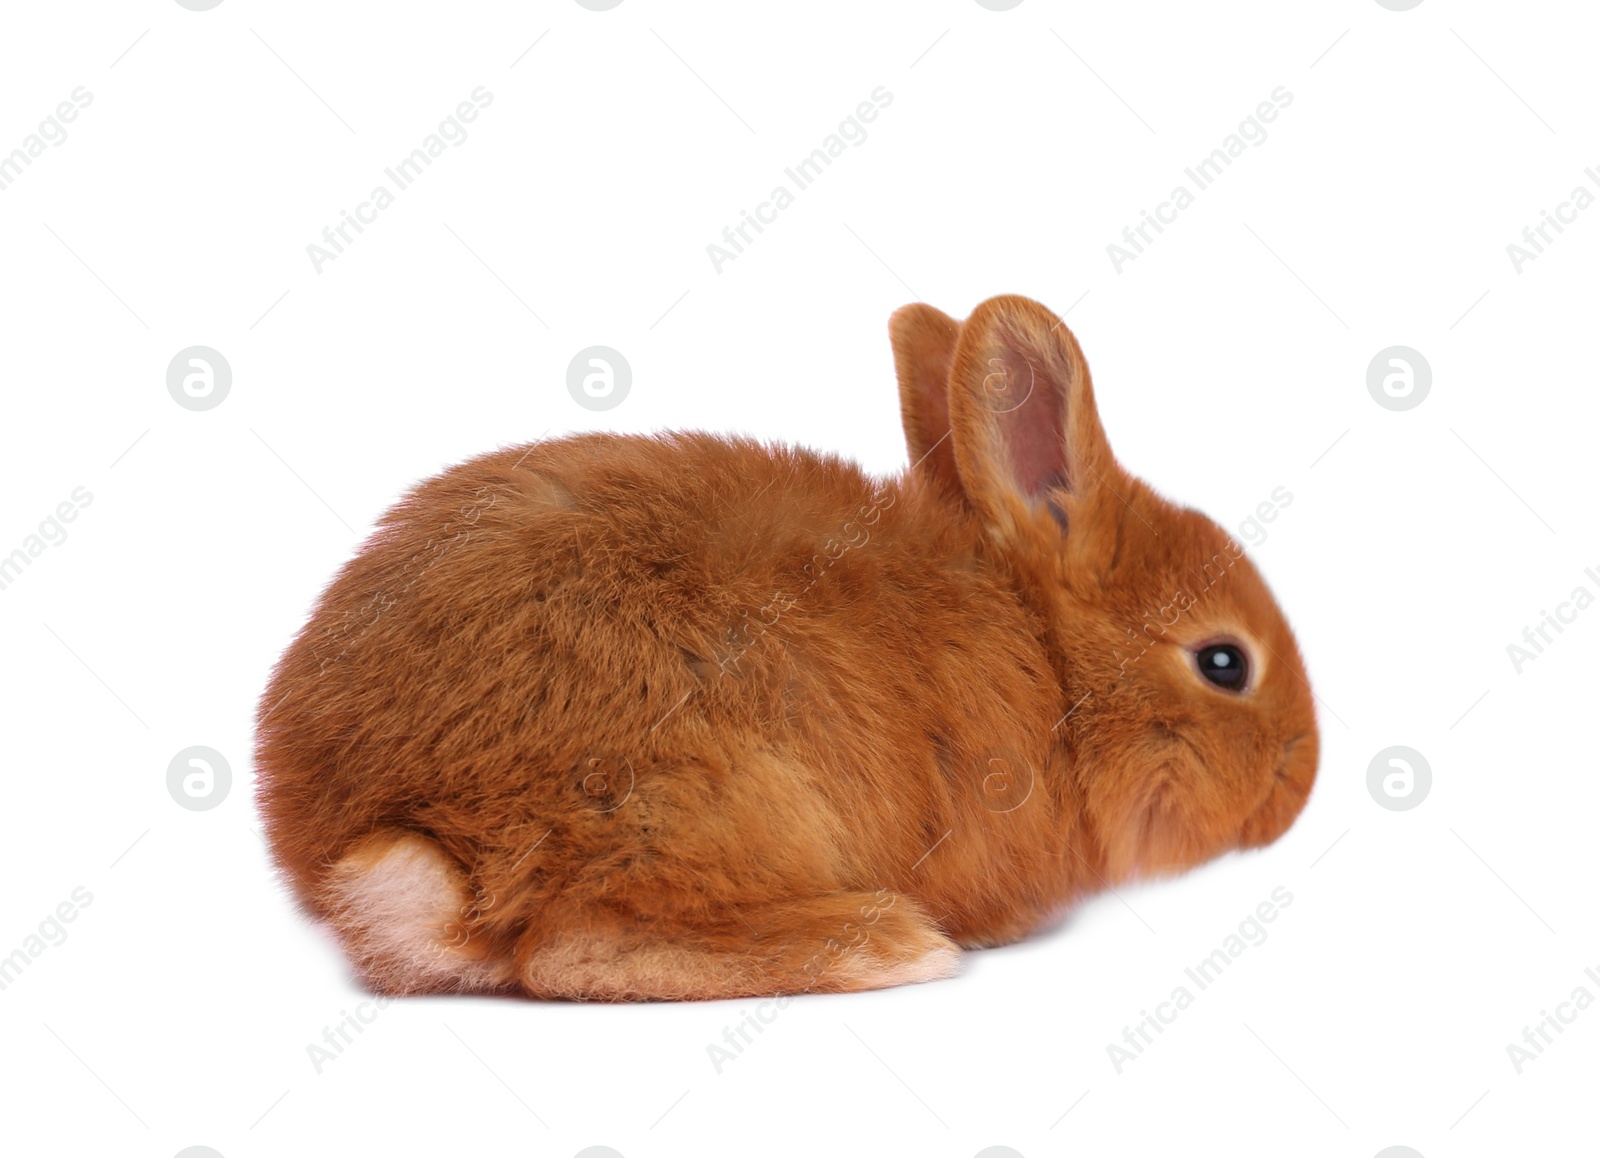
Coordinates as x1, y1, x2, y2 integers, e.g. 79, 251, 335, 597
1195, 643, 1248, 691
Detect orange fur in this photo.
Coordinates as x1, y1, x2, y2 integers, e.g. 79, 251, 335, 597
891, 302, 963, 500
255, 294, 1318, 1000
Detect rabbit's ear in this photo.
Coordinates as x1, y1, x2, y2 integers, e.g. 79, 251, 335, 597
889, 303, 964, 501
946, 295, 1117, 541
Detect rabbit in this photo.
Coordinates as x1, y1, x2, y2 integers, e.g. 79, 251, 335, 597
255, 293, 1319, 1001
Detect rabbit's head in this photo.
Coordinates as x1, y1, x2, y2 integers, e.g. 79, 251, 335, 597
891, 295, 1319, 882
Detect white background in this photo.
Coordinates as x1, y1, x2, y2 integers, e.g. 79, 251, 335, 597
0, 1, 1595, 1156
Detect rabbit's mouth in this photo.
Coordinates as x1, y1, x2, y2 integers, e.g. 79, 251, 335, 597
1239, 729, 1318, 848
1275, 730, 1311, 778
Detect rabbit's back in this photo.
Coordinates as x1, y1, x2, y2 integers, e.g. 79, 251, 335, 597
256, 432, 1066, 944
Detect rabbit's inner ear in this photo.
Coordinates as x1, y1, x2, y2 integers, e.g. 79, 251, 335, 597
980, 341, 1070, 500
947, 295, 1117, 544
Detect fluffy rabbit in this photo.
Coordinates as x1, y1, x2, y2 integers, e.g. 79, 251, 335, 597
256, 294, 1318, 1001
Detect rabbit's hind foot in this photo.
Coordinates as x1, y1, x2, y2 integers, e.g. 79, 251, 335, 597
517, 889, 961, 1001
